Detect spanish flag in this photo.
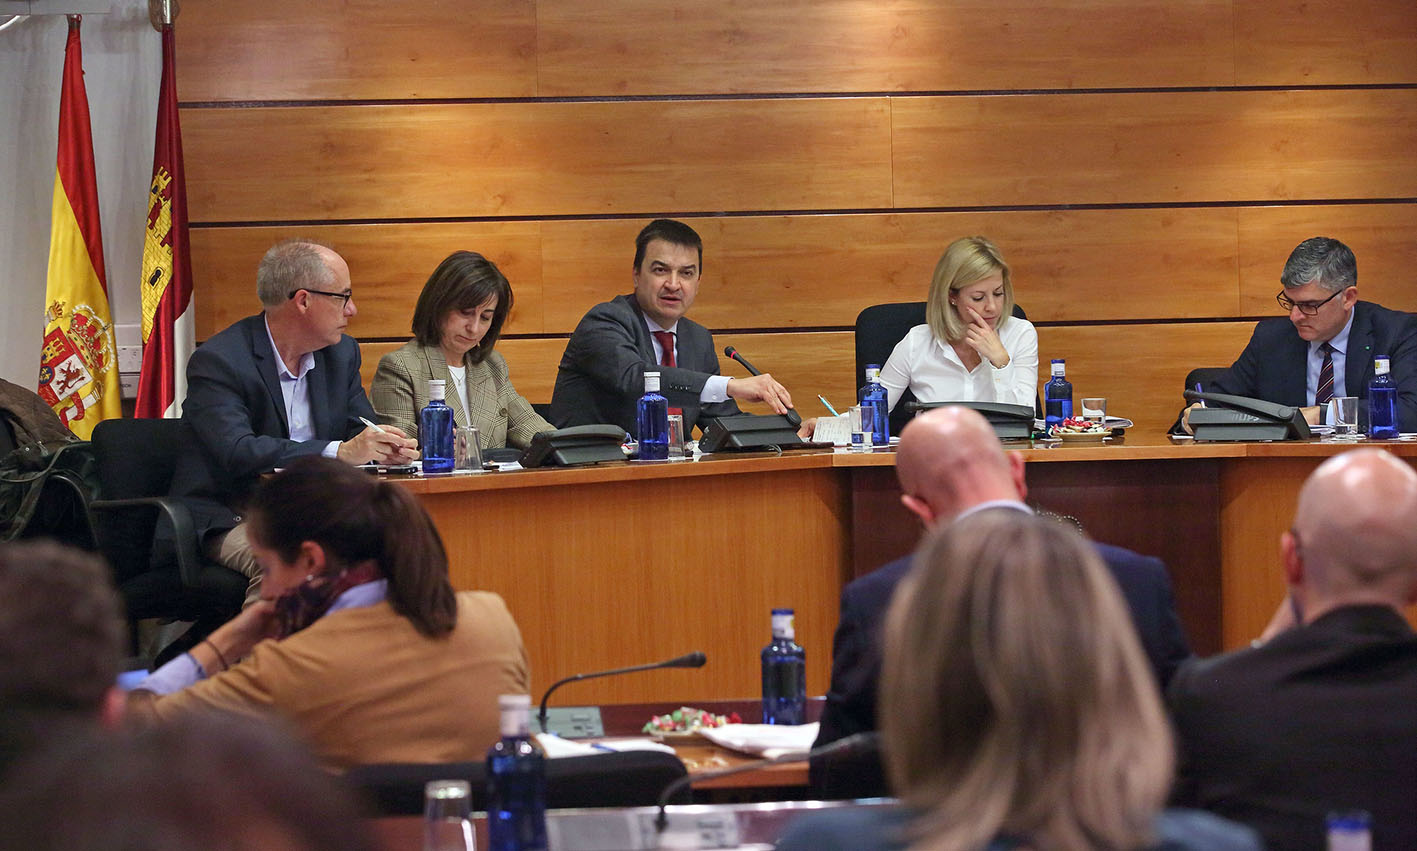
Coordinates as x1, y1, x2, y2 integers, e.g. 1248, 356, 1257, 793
136, 20, 194, 419
38, 16, 121, 440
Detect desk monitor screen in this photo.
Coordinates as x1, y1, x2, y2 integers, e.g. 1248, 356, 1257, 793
1183, 390, 1311, 441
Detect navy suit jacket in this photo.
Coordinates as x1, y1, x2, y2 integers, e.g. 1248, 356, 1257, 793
1168, 606, 1417, 851
1209, 300, 1417, 431
549, 294, 739, 436
171, 314, 376, 539
811, 538, 1191, 799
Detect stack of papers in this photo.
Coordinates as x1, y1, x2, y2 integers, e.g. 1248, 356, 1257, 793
534, 734, 676, 759
697, 722, 820, 759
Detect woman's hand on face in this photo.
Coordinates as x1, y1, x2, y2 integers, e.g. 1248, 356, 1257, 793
960, 305, 1010, 368
213, 600, 280, 659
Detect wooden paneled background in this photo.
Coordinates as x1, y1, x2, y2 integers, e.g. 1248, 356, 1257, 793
179, 0, 1417, 439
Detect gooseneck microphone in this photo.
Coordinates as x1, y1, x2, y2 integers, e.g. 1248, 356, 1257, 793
653, 731, 881, 832
722, 345, 802, 428
537, 651, 707, 734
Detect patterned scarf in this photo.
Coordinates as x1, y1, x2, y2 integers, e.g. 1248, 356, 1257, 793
273, 561, 383, 639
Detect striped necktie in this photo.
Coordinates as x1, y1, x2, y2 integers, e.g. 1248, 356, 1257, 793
652, 330, 676, 368
1315, 341, 1335, 407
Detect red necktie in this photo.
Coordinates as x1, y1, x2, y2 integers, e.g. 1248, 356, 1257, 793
1315, 342, 1335, 407
652, 330, 676, 368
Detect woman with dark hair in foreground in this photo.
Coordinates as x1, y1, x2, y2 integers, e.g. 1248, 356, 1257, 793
777, 511, 1258, 851
130, 456, 529, 769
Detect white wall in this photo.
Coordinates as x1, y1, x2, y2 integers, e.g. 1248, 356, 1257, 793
0, 3, 158, 387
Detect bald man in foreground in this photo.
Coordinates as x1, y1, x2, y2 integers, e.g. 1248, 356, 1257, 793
810, 406, 1190, 798
1168, 449, 1417, 851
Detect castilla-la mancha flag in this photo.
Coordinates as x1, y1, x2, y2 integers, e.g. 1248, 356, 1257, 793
136, 20, 194, 419
39, 15, 121, 440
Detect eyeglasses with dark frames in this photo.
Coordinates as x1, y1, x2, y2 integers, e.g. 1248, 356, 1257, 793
1276, 288, 1344, 316
291, 288, 352, 309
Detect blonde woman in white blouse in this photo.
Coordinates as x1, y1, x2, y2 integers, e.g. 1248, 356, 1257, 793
879, 236, 1039, 411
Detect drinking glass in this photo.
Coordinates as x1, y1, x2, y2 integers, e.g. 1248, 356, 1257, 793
666, 413, 686, 458
424, 779, 476, 851
1329, 396, 1359, 438
454, 426, 483, 471
1080, 397, 1107, 423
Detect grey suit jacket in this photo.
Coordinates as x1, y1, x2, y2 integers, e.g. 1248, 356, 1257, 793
171, 314, 375, 539
369, 342, 551, 450
549, 293, 739, 436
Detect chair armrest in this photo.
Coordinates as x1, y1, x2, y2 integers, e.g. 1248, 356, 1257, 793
89, 496, 206, 588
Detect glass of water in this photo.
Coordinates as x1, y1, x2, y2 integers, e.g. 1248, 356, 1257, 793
424, 779, 476, 851
1329, 396, 1359, 438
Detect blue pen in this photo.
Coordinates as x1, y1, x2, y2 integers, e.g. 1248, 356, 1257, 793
1194, 383, 1205, 408
817, 395, 841, 417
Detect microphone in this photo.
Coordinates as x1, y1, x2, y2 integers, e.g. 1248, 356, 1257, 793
537, 652, 707, 734
654, 731, 880, 832
722, 345, 802, 428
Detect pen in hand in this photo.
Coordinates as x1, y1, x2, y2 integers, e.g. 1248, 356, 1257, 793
359, 416, 387, 434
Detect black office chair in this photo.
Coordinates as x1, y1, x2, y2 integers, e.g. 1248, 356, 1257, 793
347, 750, 690, 816
854, 301, 1034, 435
1184, 366, 1230, 396
89, 418, 246, 662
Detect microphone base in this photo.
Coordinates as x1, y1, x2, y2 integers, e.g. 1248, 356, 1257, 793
532, 705, 605, 738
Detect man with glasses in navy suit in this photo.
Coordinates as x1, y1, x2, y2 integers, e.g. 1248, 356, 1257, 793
1180, 236, 1417, 433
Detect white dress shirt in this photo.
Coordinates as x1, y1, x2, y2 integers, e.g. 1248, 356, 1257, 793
878, 318, 1039, 411
262, 316, 339, 457
1306, 309, 1355, 405
643, 315, 730, 403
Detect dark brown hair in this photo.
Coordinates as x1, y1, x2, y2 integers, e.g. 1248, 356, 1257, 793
633, 219, 703, 272
410, 251, 513, 363
0, 540, 124, 713
0, 712, 376, 851
248, 457, 457, 637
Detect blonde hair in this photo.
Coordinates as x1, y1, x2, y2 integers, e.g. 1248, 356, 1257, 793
925, 236, 1015, 344
881, 510, 1173, 851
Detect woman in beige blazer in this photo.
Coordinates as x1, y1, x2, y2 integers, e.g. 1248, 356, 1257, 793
129, 457, 531, 770
370, 251, 551, 449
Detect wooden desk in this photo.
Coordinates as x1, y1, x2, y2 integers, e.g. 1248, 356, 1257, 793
394, 439, 1417, 700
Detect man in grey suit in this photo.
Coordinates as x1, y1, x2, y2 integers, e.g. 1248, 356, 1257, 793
171, 240, 417, 601
550, 219, 795, 436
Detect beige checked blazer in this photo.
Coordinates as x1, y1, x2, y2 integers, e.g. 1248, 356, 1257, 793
369, 341, 552, 449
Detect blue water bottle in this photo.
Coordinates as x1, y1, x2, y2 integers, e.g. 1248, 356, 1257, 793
486, 694, 547, 851
761, 608, 806, 725
420, 379, 454, 474
1368, 356, 1398, 440
859, 364, 890, 446
1044, 359, 1073, 429
637, 371, 669, 460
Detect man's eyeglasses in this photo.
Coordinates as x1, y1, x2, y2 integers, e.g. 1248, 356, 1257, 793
291, 288, 352, 309
1276, 288, 1344, 316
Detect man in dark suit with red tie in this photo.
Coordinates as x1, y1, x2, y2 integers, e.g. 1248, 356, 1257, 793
549, 219, 794, 436
1181, 236, 1417, 433
811, 406, 1191, 799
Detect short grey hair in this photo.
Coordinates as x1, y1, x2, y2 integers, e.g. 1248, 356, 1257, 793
1280, 236, 1356, 294
256, 239, 337, 307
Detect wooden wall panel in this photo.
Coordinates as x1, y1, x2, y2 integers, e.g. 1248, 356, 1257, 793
183, 100, 892, 223
536, 0, 1233, 96
1036, 322, 1256, 435
1235, 0, 1417, 86
190, 223, 545, 340
1236, 204, 1417, 315
539, 210, 1242, 332
893, 90, 1417, 207
177, 0, 538, 101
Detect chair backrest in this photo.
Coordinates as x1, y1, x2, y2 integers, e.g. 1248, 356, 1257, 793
347, 750, 690, 816
90, 418, 193, 582
1184, 366, 1230, 396
854, 301, 1033, 433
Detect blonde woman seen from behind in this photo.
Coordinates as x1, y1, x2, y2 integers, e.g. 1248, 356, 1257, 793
776, 511, 1259, 851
